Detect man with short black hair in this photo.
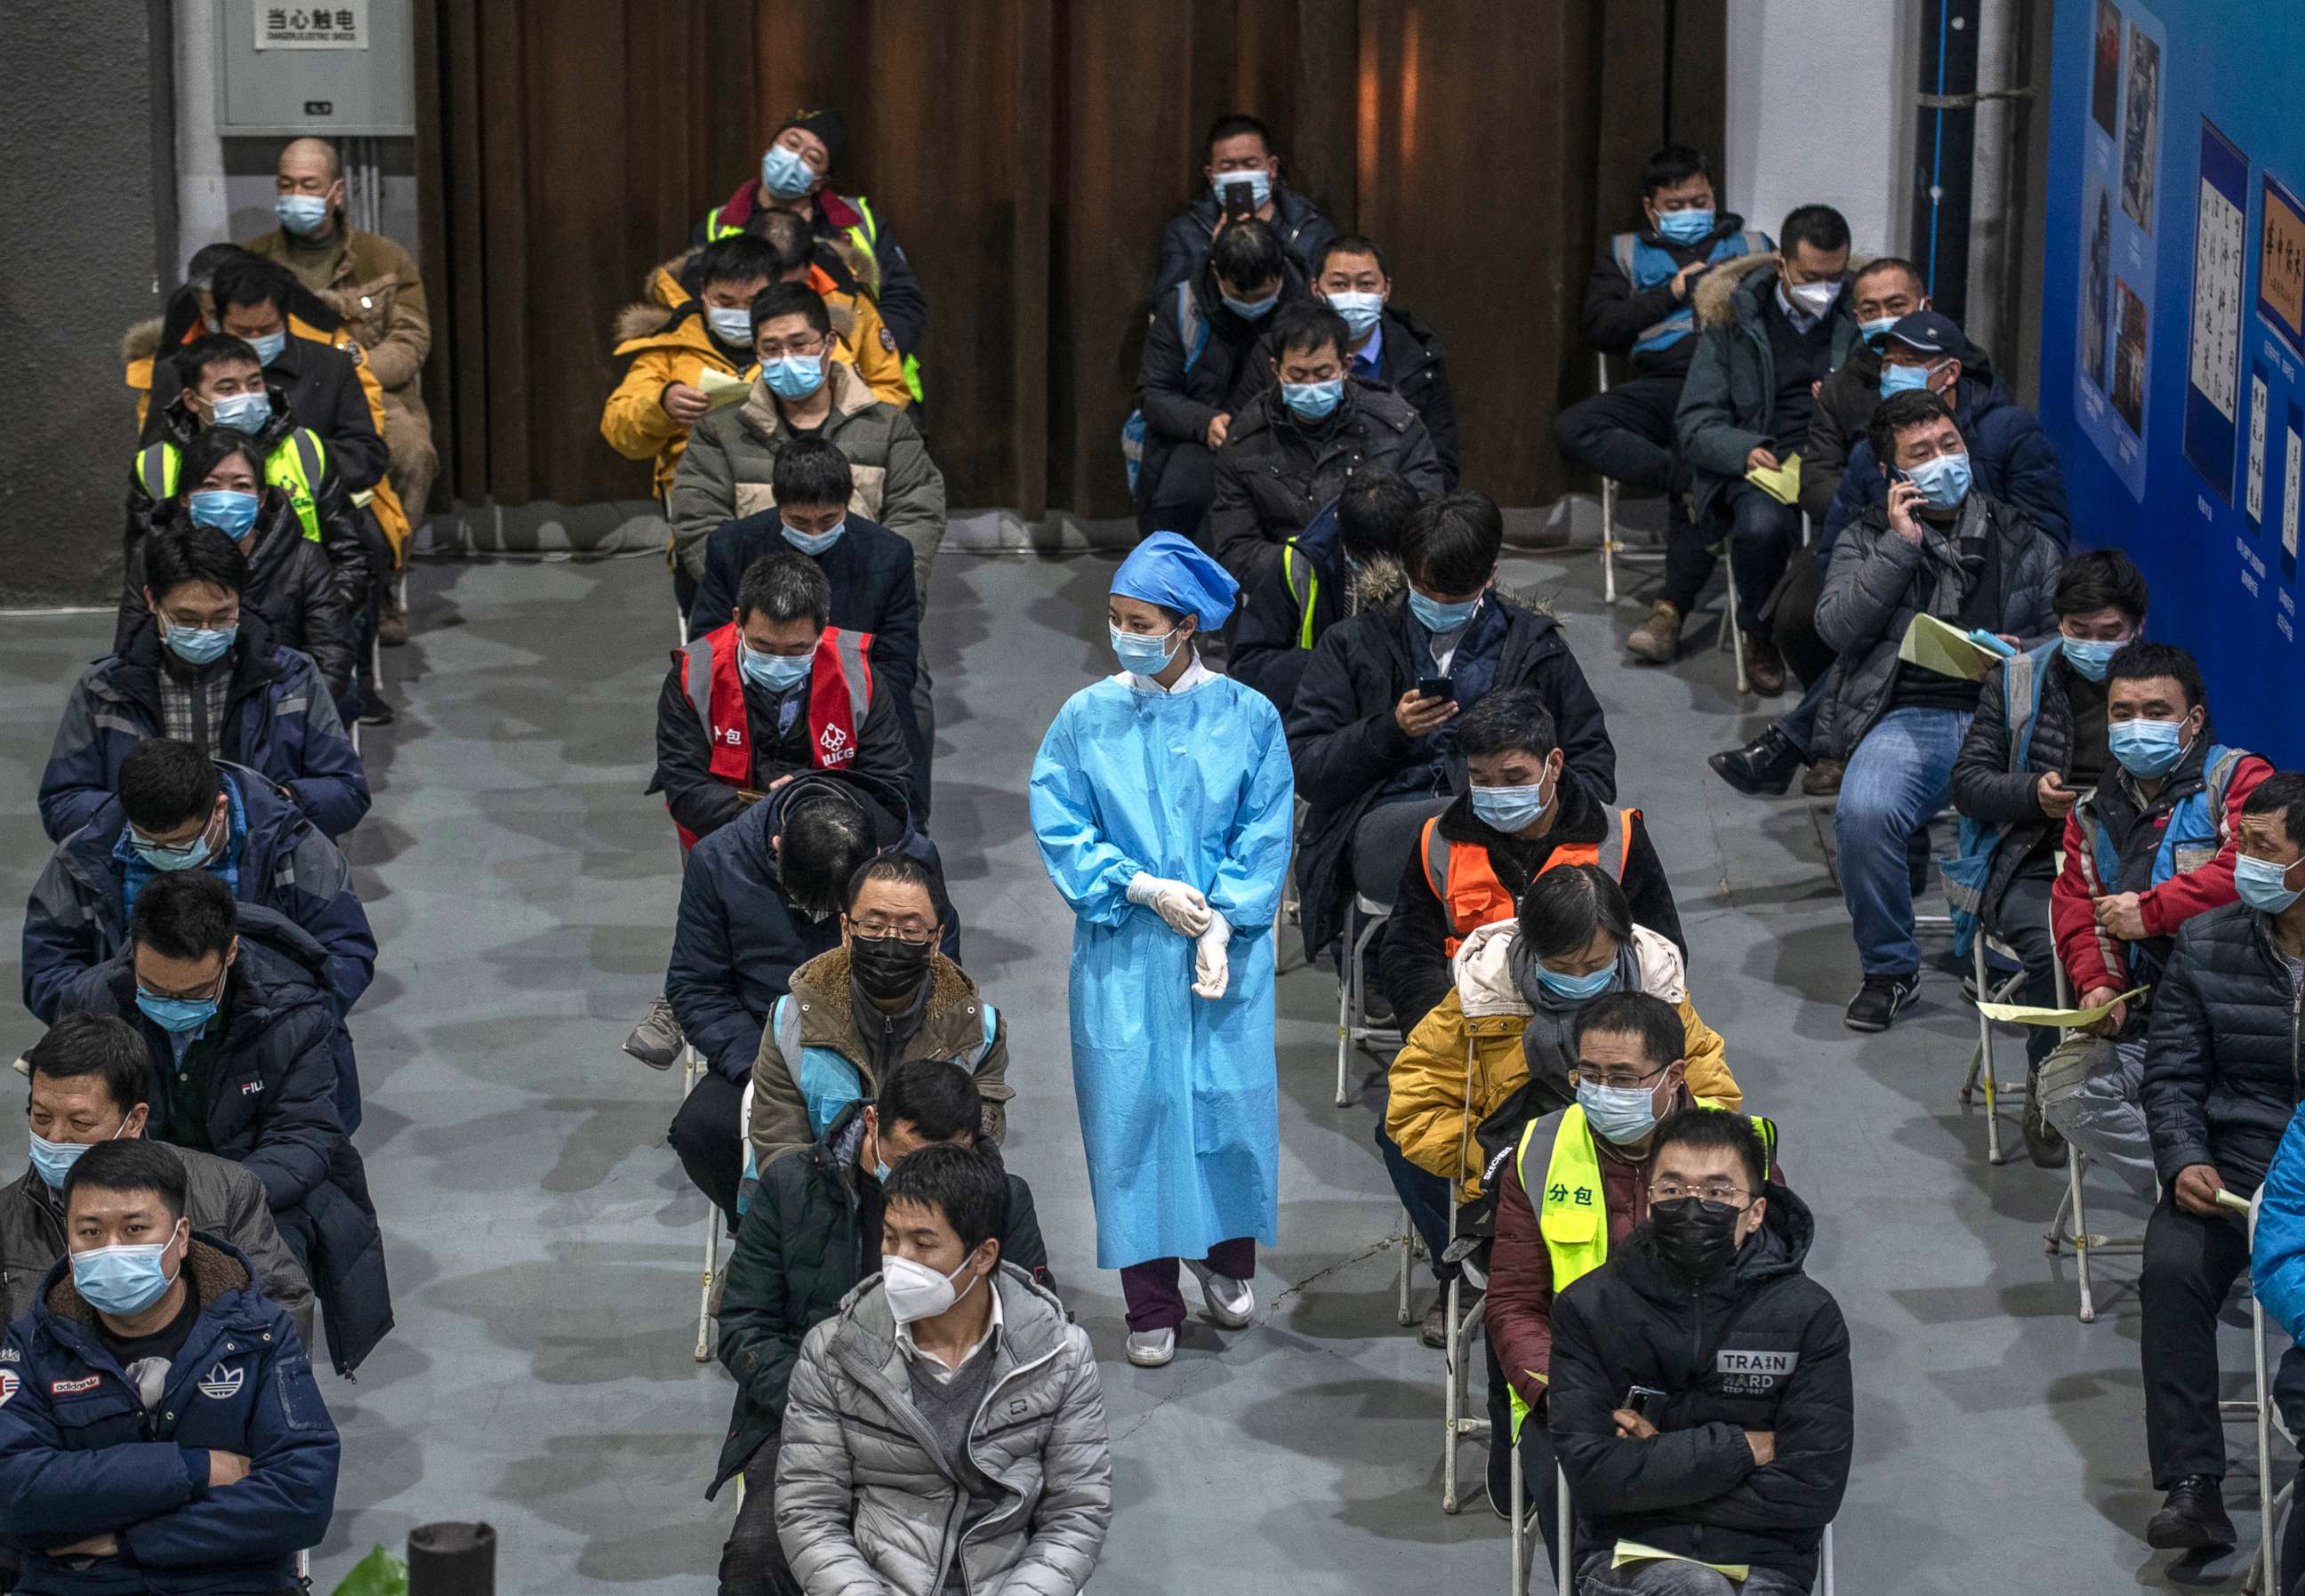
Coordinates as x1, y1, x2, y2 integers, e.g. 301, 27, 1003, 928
1155, 111, 1338, 290
1289, 492, 1616, 965
1644, 205, 1859, 690
776, 1143, 1111, 1596
25, 737, 373, 1028
0, 1137, 339, 1592
40, 527, 369, 845
1547, 1108, 1850, 1593
0, 1014, 314, 1344
55, 871, 391, 1375
1813, 389, 2060, 1031
652, 549, 912, 847
711, 1063, 1050, 1596
2133, 773, 2305, 1553
1209, 300, 1443, 589
1557, 146, 1770, 563
1798, 256, 1933, 526
1133, 217, 1306, 543
1230, 469, 1420, 715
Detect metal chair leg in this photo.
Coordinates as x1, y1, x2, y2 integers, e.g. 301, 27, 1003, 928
1601, 475, 1618, 605
1334, 901, 1357, 1108
2257, 1284, 2277, 1596
1819, 1521, 1836, 1596
1442, 1272, 1464, 1513
684, 1046, 719, 1363
2071, 1151, 2098, 1324
1396, 1206, 1418, 1327
1723, 558, 1749, 694
1555, 1464, 1574, 1595
1509, 1431, 1526, 1592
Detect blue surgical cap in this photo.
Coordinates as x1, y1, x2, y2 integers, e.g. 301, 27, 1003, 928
1112, 532, 1240, 630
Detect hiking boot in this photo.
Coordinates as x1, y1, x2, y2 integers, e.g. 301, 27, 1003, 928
1125, 1327, 1177, 1367
1843, 973, 1920, 1033
1742, 633, 1787, 696
1419, 1297, 1448, 1350
2021, 1066, 2068, 1168
1708, 726, 1803, 797
1801, 758, 1845, 797
622, 994, 683, 1070
1185, 1260, 1255, 1328
1626, 601, 1683, 664
2145, 1475, 2235, 1550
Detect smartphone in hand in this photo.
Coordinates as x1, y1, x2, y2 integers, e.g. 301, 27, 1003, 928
1221, 180, 1257, 221
1416, 676, 1455, 702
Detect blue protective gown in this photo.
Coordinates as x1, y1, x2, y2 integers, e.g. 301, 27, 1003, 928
1030, 668, 1295, 1270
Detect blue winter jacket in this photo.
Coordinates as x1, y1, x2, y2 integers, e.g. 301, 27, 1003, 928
0, 1236, 339, 1596
2255, 1112, 2305, 1341
666, 789, 962, 1083
1819, 373, 2071, 556
37, 614, 369, 846
22, 765, 374, 1028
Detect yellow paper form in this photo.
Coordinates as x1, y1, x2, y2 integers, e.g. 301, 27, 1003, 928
1744, 452, 1802, 506
1975, 985, 2147, 1027
696, 365, 752, 412
1611, 1541, 1751, 1580
2215, 1189, 2253, 1215
1897, 613, 2001, 681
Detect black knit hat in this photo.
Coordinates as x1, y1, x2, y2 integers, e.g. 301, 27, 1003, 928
778, 108, 848, 172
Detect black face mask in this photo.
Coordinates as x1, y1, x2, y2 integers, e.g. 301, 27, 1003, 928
1646, 1197, 1747, 1284
849, 934, 933, 1002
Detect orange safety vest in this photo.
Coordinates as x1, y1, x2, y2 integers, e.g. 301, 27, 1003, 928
1420, 805, 1639, 955
671, 622, 874, 850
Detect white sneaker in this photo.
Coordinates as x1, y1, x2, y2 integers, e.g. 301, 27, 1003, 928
1185, 1261, 1255, 1328
1125, 1327, 1176, 1367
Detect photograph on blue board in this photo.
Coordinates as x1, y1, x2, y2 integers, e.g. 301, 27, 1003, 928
2091, 0, 2122, 135
2084, 183, 2112, 390
2112, 278, 2148, 435
2119, 25, 2159, 229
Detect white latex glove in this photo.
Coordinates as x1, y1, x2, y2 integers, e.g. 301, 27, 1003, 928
1127, 872, 1212, 937
1193, 914, 1232, 1001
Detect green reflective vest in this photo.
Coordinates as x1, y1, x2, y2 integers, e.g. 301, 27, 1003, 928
136, 429, 329, 544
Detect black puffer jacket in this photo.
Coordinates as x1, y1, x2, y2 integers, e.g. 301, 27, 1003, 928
1285, 592, 1615, 958
1550, 1184, 1852, 1586
1239, 305, 1460, 487
1208, 381, 1443, 590
122, 490, 357, 705
709, 1102, 1050, 1496
2142, 903, 2305, 1189
1134, 263, 1310, 527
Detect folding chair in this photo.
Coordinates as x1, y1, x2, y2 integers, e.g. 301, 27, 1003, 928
1439, 1034, 1491, 1513
1719, 556, 1747, 694
1961, 932, 2028, 1166
2035, 956, 2146, 1322
1334, 893, 1401, 1108
1393, 1205, 1422, 1327
2223, 1190, 2291, 1596
685, 1042, 732, 1364
1545, 1463, 1838, 1594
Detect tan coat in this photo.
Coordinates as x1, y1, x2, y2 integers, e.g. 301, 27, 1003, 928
240, 224, 431, 428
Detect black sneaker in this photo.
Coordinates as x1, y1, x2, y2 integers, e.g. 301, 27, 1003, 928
1707, 726, 1803, 798
2145, 1475, 2236, 1550
1843, 974, 1919, 1032
2021, 1063, 2068, 1168
357, 692, 396, 726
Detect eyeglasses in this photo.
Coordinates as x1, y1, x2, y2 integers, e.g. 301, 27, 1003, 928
757, 332, 829, 358
1649, 1179, 1749, 1206
851, 920, 936, 945
1572, 1060, 1669, 1091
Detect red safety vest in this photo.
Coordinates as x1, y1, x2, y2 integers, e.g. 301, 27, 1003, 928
1420, 806, 1639, 956
670, 622, 874, 849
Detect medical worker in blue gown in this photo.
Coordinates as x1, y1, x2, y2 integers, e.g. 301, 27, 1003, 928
1030, 532, 1295, 1369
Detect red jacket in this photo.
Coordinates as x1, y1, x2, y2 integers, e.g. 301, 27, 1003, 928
2050, 752, 2271, 999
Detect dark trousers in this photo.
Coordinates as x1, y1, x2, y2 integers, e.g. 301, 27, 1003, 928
1145, 443, 1218, 550
1553, 374, 1683, 493
1768, 543, 1833, 686
1988, 862, 2063, 1068
719, 1439, 800, 1596
1665, 482, 1800, 631
670, 1070, 744, 1233
1119, 1236, 1256, 1332
2273, 1346, 2305, 1594
674, 565, 700, 632
2141, 1190, 2255, 1485
1376, 1120, 1456, 1287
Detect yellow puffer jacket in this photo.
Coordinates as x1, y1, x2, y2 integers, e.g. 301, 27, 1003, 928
1385, 919, 1736, 1202
641, 245, 907, 411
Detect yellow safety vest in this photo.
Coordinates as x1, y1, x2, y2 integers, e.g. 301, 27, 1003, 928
135, 429, 329, 545
1506, 1100, 1776, 1439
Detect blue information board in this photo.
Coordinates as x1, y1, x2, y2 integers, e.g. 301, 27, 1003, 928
2042, 0, 2305, 764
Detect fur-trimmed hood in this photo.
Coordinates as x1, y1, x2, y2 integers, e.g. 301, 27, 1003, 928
789, 942, 983, 1042
121, 316, 166, 365
1692, 250, 1874, 329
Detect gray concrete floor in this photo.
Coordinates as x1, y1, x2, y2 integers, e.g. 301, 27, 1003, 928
0, 538, 2279, 1593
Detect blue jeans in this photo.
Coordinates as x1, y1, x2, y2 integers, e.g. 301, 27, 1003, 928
1778, 674, 1829, 759
1375, 1121, 1456, 1286
1835, 706, 1971, 976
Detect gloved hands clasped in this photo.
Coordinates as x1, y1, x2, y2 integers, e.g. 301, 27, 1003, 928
1127, 872, 1212, 937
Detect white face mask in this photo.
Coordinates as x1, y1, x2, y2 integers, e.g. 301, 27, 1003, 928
1786, 278, 1841, 316
882, 1252, 983, 1325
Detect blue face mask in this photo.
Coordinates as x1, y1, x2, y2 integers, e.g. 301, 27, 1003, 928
1210, 169, 1273, 211
273, 194, 330, 236
2236, 854, 2305, 915
761, 141, 818, 199
1469, 776, 1550, 835
1657, 208, 1714, 245
1219, 290, 1279, 321
71, 1237, 180, 1318
30, 1131, 90, 1191
1577, 1078, 1661, 1144
2108, 718, 2191, 779
162, 622, 237, 666
1878, 360, 1943, 397
131, 816, 216, 873
1281, 378, 1345, 421
1110, 622, 1181, 675
1536, 962, 1618, 1003
1859, 316, 1899, 344
706, 306, 755, 349
208, 389, 272, 434
1906, 450, 1972, 510
740, 642, 814, 693
1327, 291, 1383, 341
245, 331, 286, 367
187, 490, 261, 539
761, 353, 825, 401
1407, 588, 1481, 633
2059, 635, 2124, 681
135, 988, 218, 1035
782, 519, 846, 557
